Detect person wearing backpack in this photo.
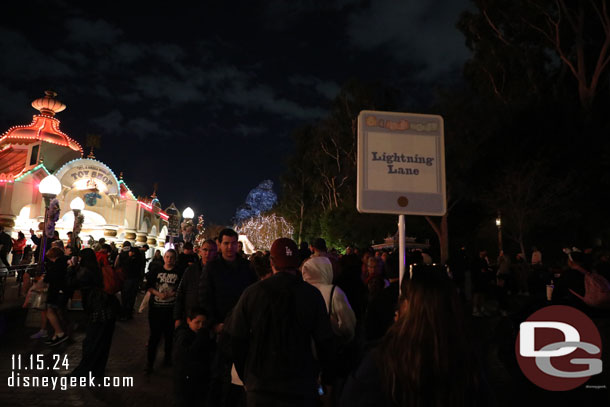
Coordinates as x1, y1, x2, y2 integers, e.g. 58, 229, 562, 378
97, 244, 123, 295
302, 256, 356, 343
302, 254, 356, 403
70, 248, 119, 382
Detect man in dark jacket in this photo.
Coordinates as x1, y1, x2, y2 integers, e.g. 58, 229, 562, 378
116, 241, 143, 320
174, 240, 217, 327
225, 238, 336, 406
364, 252, 400, 343
0, 226, 12, 268
177, 242, 198, 273
200, 228, 257, 406
200, 229, 257, 333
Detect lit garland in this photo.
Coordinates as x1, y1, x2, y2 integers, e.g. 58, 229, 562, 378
118, 180, 136, 200
236, 213, 294, 251
194, 215, 206, 248
71, 212, 85, 251
0, 159, 50, 184
0, 115, 82, 152
73, 212, 85, 236
45, 198, 61, 238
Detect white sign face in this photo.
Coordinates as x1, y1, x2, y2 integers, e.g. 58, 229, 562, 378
357, 110, 446, 216
55, 158, 120, 195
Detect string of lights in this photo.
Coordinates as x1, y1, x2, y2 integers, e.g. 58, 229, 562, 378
236, 213, 294, 251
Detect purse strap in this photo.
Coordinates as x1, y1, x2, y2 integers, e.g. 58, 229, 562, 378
329, 285, 336, 317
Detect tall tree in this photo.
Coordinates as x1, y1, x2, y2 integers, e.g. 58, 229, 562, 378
278, 80, 401, 249
459, 0, 610, 114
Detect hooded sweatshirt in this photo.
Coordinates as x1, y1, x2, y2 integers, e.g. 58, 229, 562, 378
302, 256, 356, 342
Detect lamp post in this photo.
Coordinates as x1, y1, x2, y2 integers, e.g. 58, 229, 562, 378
182, 207, 194, 220
38, 174, 62, 274
70, 197, 85, 252
181, 207, 195, 244
495, 211, 503, 253
165, 203, 180, 249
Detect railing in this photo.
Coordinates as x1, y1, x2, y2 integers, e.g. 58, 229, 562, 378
0, 263, 40, 304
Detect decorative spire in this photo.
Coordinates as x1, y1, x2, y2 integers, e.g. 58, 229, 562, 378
31, 90, 66, 117
119, 171, 124, 180
151, 182, 158, 199
85, 134, 101, 160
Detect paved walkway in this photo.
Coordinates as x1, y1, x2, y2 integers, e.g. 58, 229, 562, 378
0, 283, 174, 407
1, 276, 609, 406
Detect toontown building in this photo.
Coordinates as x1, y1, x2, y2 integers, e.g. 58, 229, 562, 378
0, 91, 169, 257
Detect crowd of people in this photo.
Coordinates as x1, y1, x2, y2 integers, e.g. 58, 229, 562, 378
452, 245, 610, 317
4, 224, 610, 406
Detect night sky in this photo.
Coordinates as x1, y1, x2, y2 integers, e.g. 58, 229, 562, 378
1, 0, 471, 225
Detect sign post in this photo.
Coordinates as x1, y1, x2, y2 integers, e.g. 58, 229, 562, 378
165, 203, 181, 249
357, 110, 446, 291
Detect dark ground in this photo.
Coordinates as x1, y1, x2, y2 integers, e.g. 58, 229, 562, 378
0, 275, 609, 406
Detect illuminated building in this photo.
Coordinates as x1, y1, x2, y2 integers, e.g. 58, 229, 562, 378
0, 91, 169, 257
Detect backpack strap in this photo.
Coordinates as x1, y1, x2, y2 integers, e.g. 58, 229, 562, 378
329, 284, 336, 317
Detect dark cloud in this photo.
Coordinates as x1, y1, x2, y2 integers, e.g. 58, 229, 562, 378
91, 110, 123, 134
260, 0, 356, 31
289, 75, 340, 99
235, 123, 267, 137
125, 117, 173, 141
65, 18, 123, 45
346, 0, 471, 79
0, 85, 31, 120
114, 43, 145, 65
223, 83, 325, 120
134, 74, 206, 104
0, 28, 74, 80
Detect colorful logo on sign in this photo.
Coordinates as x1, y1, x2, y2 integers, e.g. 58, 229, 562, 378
84, 192, 102, 206
515, 305, 603, 391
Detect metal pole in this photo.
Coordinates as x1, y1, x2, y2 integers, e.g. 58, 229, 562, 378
498, 226, 503, 252
72, 209, 80, 255
398, 214, 405, 295
38, 202, 49, 277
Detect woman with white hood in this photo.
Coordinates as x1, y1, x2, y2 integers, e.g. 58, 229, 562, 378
301, 256, 356, 343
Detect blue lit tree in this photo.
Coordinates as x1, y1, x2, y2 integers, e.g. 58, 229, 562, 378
234, 180, 277, 225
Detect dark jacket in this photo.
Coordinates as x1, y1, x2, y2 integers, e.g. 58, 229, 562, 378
116, 250, 143, 280
31, 234, 57, 262
0, 231, 12, 256
177, 252, 198, 274
225, 271, 337, 398
75, 263, 119, 323
173, 324, 215, 381
364, 280, 399, 343
200, 256, 257, 326
44, 255, 69, 305
173, 261, 205, 321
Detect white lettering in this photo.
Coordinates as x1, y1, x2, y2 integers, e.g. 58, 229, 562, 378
520, 322, 579, 357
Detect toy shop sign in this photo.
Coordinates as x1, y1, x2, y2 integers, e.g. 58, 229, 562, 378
55, 158, 120, 195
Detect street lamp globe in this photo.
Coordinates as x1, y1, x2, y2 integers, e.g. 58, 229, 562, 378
495, 217, 502, 227
39, 174, 62, 196
70, 197, 85, 211
182, 207, 194, 219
